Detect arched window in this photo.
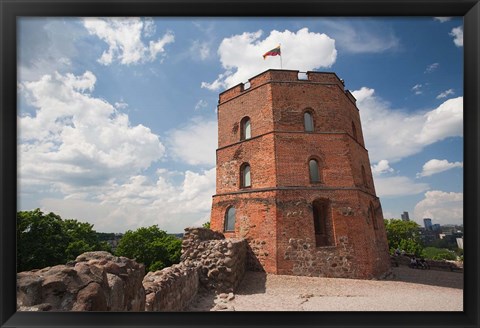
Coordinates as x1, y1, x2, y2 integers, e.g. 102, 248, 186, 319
240, 117, 251, 140
224, 207, 236, 232
309, 159, 320, 183
352, 121, 357, 141
240, 163, 251, 188
361, 165, 368, 187
312, 199, 333, 247
304, 111, 314, 132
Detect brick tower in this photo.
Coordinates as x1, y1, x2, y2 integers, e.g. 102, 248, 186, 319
210, 69, 391, 279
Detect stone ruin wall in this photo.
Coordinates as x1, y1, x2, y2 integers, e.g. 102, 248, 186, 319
143, 263, 199, 311
17, 251, 146, 311
181, 227, 247, 292
17, 228, 248, 312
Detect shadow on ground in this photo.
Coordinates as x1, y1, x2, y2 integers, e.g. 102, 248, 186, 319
235, 271, 267, 295
387, 266, 463, 289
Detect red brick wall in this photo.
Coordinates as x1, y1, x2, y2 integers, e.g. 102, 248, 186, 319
211, 69, 390, 279
211, 191, 278, 273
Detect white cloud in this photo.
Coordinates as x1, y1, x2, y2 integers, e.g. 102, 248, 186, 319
320, 20, 400, 54
18, 19, 83, 81
190, 40, 211, 61
167, 117, 218, 166
194, 99, 208, 111
416, 159, 463, 178
21, 162, 215, 230
371, 160, 394, 175
19, 71, 216, 233
436, 88, 455, 99
413, 190, 463, 225
89, 167, 215, 232
373, 176, 429, 198
425, 62, 439, 73
352, 87, 463, 163
82, 17, 174, 65
449, 26, 463, 47
18, 71, 165, 195
114, 100, 129, 110
434, 17, 452, 23
411, 84, 423, 95
202, 28, 337, 91
417, 97, 463, 144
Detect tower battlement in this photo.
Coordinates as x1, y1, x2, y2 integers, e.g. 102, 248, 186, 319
219, 69, 356, 105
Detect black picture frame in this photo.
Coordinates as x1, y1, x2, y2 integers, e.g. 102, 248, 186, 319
1, 1, 478, 327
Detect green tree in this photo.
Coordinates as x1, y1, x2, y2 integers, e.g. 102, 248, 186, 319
17, 209, 111, 271
202, 221, 210, 229
384, 219, 423, 256
422, 247, 457, 261
63, 219, 111, 261
115, 225, 181, 272
17, 209, 69, 271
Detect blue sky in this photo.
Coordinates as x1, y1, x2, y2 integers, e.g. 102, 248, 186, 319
17, 17, 463, 233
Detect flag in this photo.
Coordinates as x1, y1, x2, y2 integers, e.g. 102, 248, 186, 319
263, 45, 281, 59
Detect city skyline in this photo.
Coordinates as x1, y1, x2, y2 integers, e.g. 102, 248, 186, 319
18, 17, 463, 232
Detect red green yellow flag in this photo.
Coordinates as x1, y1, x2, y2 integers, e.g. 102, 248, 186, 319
263, 45, 281, 59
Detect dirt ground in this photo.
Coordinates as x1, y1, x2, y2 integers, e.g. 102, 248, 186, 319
185, 266, 463, 311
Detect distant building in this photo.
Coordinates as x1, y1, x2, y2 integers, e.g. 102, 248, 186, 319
401, 211, 410, 221
432, 223, 441, 232
423, 218, 433, 231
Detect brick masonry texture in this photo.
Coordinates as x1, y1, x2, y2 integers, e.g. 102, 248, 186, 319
211, 69, 391, 279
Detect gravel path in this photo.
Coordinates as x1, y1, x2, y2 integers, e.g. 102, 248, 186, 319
185, 266, 463, 311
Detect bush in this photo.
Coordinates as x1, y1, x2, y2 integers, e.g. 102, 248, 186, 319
115, 225, 181, 272
422, 247, 457, 261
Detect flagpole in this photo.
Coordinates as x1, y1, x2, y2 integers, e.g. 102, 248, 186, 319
279, 43, 282, 69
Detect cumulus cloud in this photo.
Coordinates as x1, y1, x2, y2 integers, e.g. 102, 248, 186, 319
413, 190, 463, 225
352, 87, 463, 163
18, 71, 217, 232
40, 167, 216, 232
202, 28, 337, 91
373, 176, 430, 198
18, 71, 165, 195
425, 62, 439, 73
82, 17, 174, 65
167, 117, 218, 166
18, 19, 83, 81
371, 160, 394, 175
416, 159, 463, 178
434, 17, 452, 23
449, 26, 463, 47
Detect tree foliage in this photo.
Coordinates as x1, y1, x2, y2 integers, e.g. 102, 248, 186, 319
17, 209, 111, 272
202, 221, 210, 229
422, 247, 458, 261
114, 225, 181, 272
384, 219, 423, 256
